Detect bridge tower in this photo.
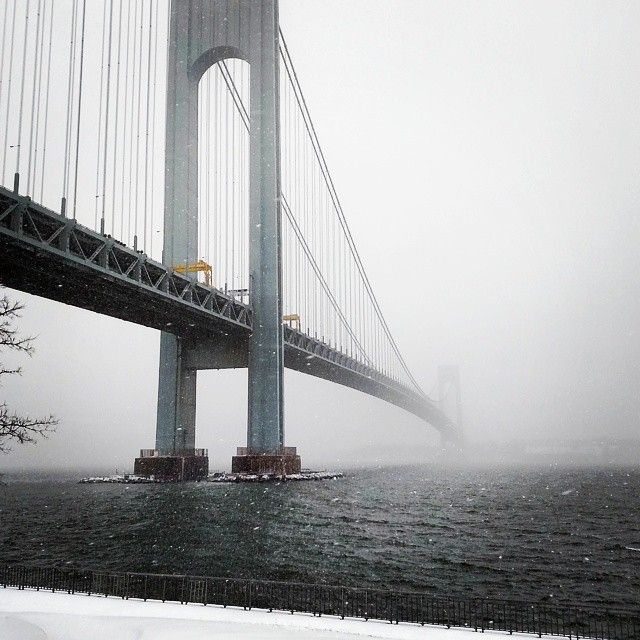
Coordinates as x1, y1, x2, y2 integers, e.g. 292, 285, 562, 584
438, 365, 463, 447
136, 0, 299, 480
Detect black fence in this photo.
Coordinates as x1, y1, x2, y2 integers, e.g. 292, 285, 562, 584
1, 565, 638, 640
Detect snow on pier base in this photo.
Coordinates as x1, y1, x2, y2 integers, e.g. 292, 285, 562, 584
79, 470, 343, 484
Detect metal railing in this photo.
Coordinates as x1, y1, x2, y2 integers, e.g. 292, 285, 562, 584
138, 448, 208, 458
1, 565, 637, 640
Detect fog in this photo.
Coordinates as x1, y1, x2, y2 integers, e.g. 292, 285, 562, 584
2, 0, 639, 472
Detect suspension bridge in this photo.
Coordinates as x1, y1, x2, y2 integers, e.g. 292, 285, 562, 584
0, 0, 461, 478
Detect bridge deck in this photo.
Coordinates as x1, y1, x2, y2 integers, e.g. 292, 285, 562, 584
0, 187, 458, 439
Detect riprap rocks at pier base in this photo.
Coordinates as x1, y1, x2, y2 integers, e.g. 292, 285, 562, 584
207, 470, 343, 483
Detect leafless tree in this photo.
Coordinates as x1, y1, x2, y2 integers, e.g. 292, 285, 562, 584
0, 291, 57, 453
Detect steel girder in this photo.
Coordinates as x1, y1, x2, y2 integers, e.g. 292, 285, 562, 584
0, 187, 251, 337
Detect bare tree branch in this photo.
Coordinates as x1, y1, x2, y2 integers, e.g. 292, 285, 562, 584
0, 288, 57, 452
0, 366, 22, 379
0, 403, 57, 453
0, 294, 35, 354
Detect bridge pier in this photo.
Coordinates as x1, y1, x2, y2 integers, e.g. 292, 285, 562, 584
133, 333, 208, 481
156, 333, 196, 455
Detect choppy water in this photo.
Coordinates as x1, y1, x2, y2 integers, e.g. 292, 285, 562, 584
0, 465, 638, 609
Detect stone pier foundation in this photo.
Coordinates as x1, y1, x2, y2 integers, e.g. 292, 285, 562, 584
231, 447, 301, 475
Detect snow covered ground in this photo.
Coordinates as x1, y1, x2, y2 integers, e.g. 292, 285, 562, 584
0, 587, 551, 640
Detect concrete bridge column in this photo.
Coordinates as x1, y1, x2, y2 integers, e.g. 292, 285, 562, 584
156, 0, 199, 456
156, 334, 196, 454
134, 0, 204, 480
245, 0, 284, 454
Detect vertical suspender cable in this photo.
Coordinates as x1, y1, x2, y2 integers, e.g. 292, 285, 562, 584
358, 276, 363, 361
149, 0, 159, 258
120, 0, 132, 240
340, 215, 345, 351
353, 253, 357, 357
366, 288, 370, 367
224, 71, 229, 289
1, 0, 17, 186
143, 0, 153, 251
294, 103, 299, 323
309, 146, 313, 334
312, 154, 317, 335
110, 0, 123, 235
244, 63, 248, 290
71, 0, 87, 218
62, 0, 78, 213
332, 180, 336, 345
26, 0, 42, 196
199, 73, 204, 261
94, 0, 108, 228
304, 122, 309, 332
30, 0, 46, 196
15, 0, 32, 193
298, 71, 306, 328
239, 63, 244, 289
348, 250, 352, 356
39, 0, 54, 203
217, 59, 252, 292
100, 0, 115, 233
0, 1, 9, 163
325, 177, 330, 341
214, 69, 219, 283
240, 64, 244, 291
133, 0, 143, 245
231, 63, 236, 292
320, 169, 324, 337
205, 72, 210, 265
282, 72, 288, 312
127, 1, 140, 244
281, 196, 371, 364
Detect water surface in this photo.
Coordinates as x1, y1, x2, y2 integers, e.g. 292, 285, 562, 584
1, 465, 638, 609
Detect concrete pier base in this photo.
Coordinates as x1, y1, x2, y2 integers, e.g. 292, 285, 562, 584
231, 447, 301, 475
134, 449, 208, 482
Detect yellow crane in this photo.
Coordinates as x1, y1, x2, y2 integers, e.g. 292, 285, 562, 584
283, 313, 300, 330
173, 260, 213, 286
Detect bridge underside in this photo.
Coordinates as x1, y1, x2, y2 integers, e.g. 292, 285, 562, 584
0, 188, 460, 443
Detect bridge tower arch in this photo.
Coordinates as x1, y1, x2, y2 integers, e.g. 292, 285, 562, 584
154, 0, 292, 475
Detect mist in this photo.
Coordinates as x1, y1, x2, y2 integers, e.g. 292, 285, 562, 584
2, 0, 639, 472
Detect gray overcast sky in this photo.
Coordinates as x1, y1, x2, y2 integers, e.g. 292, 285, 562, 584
2, 0, 640, 471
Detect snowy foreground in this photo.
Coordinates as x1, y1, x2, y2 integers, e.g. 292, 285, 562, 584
0, 588, 554, 640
